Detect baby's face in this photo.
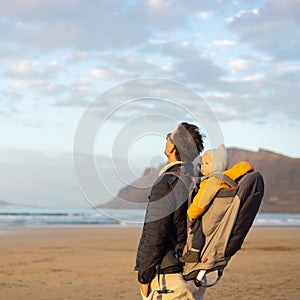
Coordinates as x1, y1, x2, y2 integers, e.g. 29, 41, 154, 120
201, 153, 213, 176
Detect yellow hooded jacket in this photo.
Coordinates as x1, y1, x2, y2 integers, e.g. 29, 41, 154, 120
187, 161, 254, 220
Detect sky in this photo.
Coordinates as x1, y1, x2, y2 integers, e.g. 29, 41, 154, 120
0, 0, 299, 208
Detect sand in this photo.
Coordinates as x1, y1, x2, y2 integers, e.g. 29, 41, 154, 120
0, 226, 299, 300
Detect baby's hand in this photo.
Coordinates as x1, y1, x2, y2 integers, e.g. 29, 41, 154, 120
189, 216, 195, 223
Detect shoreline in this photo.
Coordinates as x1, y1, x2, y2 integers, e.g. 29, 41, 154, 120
1, 227, 299, 299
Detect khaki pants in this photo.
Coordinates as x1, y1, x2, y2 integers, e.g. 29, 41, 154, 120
140, 273, 205, 300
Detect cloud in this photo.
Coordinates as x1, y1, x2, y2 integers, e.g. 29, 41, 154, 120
6, 59, 59, 78
207, 65, 300, 122
0, 1, 148, 52
140, 39, 227, 89
176, 57, 226, 88
211, 40, 236, 48
241, 73, 265, 82
0, 0, 228, 53
197, 11, 212, 20
66, 51, 90, 63
1, 0, 299, 128
229, 59, 252, 72
7, 79, 45, 91
227, 0, 300, 60
274, 63, 300, 77
91, 68, 111, 80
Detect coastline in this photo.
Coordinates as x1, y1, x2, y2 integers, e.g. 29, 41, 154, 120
1, 226, 299, 299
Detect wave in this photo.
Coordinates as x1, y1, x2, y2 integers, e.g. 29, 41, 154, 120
0, 207, 299, 227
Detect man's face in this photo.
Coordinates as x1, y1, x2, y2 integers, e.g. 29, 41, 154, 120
164, 132, 175, 160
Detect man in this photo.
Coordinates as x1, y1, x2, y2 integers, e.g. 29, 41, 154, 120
135, 122, 206, 299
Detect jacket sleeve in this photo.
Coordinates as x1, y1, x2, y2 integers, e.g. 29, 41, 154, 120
135, 174, 188, 284
187, 177, 222, 220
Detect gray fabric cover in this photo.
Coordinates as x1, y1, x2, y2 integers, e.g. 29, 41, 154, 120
183, 171, 264, 280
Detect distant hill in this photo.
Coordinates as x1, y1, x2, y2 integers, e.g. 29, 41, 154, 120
0, 199, 15, 207
98, 148, 300, 213
0, 199, 37, 208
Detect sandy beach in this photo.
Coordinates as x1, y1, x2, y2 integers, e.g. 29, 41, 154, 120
0, 226, 299, 300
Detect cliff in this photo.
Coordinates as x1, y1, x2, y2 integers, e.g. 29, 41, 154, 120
227, 148, 300, 213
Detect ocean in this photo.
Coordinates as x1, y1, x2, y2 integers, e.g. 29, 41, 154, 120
0, 206, 300, 227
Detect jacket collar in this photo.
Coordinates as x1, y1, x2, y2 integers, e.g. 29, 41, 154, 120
159, 161, 183, 176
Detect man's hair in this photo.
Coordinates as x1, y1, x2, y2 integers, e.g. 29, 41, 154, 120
172, 122, 204, 162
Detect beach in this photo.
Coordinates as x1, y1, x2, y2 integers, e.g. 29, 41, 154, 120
0, 226, 299, 300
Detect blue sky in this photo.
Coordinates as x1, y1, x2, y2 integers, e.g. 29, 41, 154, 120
0, 0, 299, 208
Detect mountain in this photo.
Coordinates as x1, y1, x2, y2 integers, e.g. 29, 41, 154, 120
227, 148, 300, 213
99, 148, 300, 213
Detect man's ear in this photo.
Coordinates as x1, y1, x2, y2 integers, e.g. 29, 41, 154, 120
170, 144, 176, 153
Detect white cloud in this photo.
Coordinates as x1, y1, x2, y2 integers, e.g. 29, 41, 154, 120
149, 38, 169, 45
8, 79, 45, 91
91, 68, 110, 80
275, 62, 300, 75
7, 59, 59, 78
11, 60, 39, 75
230, 59, 252, 72
197, 11, 212, 19
147, 0, 168, 7
212, 92, 232, 100
90, 66, 137, 82
160, 64, 173, 72
212, 40, 236, 47
241, 73, 265, 82
226, 10, 248, 23
66, 51, 91, 63
42, 83, 66, 96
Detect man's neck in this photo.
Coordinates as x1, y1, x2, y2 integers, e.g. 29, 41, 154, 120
167, 152, 178, 163
168, 158, 178, 163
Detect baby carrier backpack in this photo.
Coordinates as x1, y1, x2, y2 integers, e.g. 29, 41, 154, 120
182, 170, 264, 287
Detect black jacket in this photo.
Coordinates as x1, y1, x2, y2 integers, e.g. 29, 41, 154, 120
135, 162, 195, 284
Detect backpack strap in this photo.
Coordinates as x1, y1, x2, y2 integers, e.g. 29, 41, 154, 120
164, 171, 199, 207
164, 171, 194, 191
210, 172, 238, 188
